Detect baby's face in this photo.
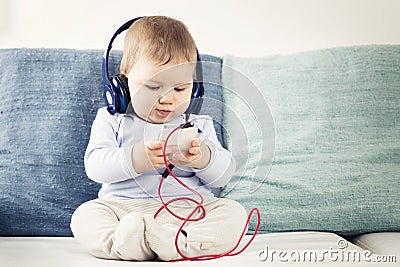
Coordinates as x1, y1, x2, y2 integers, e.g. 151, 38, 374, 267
127, 55, 195, 124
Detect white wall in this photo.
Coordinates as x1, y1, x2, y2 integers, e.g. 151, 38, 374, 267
1, 0, 400, 57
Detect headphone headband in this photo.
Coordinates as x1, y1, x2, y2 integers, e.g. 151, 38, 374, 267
102, 16, 204, 115
102, 17, 143, 86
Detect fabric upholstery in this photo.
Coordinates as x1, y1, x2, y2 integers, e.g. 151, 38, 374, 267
221, 45, 400, 235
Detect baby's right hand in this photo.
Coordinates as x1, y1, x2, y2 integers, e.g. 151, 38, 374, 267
132, 140, 165, 173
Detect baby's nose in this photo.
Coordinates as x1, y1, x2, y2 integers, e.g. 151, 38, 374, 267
159, 89, 174, 103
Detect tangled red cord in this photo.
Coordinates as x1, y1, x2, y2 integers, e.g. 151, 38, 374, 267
153, 123, 261, 261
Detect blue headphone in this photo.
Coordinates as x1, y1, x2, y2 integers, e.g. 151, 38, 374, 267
102, 17, 204, 115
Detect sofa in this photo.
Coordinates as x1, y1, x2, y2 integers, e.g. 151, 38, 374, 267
0, 45, 399, 266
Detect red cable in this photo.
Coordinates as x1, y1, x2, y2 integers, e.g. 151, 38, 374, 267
154, 122, 261, 261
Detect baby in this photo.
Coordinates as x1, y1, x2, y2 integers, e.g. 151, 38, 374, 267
70, 16, 247, 261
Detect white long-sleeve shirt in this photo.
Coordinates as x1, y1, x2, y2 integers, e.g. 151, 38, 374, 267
84, 107, 236, 200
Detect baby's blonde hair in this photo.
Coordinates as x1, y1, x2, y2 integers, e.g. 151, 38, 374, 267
120, 16, 197, 76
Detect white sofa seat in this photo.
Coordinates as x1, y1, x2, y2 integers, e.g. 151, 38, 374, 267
1, 231, 396, 267
350, 232, 400, 258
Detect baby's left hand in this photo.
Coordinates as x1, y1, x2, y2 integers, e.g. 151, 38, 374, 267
167, 139, 211, 169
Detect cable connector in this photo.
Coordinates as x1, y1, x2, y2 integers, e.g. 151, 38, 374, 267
180, 121, 194, 129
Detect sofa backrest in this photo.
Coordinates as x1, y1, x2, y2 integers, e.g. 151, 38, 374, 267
0, 48, 223, 236
220, 45, 400, 235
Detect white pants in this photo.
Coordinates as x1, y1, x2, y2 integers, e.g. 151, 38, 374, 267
70, 196, 247, 261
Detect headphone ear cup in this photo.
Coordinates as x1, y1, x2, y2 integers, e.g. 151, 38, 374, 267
111, 75, 131, 113
104, 83, 118, 115
186, 82, 203, 114
118, 75, 129, 92
188, 96, 203, 115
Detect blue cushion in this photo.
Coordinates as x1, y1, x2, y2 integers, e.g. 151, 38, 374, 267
199, 57, 224, 144
221, 45, 400, 235
0, 48, 223, 236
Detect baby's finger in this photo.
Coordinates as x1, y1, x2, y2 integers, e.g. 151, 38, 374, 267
191, 139, 201, 147
189, 146, 200, 155
146, 140, 163, 150
152, 161, 165, 169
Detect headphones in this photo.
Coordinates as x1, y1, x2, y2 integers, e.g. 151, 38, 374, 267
102, 17, 204, 116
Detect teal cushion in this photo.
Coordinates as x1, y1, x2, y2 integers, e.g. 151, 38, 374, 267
221, 45, 400, 235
